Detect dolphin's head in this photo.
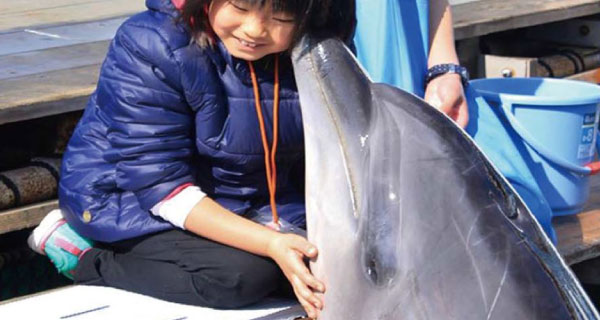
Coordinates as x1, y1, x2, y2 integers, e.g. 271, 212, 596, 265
291, 36, 597, 319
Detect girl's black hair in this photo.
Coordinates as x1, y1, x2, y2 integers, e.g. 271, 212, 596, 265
180, 0, 356, 48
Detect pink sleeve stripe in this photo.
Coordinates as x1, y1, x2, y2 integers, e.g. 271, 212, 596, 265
163, 183, 195, 201
54, 237, 83, 257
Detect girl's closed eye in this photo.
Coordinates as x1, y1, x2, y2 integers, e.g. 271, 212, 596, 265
227, 0, 294, 23
272, 14, 295, 24
227, 0, 250, 12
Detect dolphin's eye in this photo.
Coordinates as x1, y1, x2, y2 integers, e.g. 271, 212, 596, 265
366, 258, 378, 283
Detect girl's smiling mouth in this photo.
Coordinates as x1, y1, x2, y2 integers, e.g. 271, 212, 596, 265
236, 36, 265, 49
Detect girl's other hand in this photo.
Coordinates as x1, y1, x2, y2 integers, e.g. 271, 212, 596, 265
267, 233, 324, 319
424, 73, 469, 128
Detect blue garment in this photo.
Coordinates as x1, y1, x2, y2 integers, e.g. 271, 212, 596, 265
353, 1, 557, 242
354, 0, 429, 96
59, 0, 305, 242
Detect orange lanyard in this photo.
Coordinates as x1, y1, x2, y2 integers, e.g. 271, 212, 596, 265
248, 56, 280, 226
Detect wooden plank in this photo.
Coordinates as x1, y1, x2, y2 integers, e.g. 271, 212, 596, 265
0, 17, 124, 56
584, 172, 600, 211
567, 67, 600, 83
0, 0, 95, 13
0, 64, 99, 125
0, 200, 58, 234
554, 175, 600, 265
0, 0, 145, 32
0, 41, 110, 80
452, 0, 600, 40
0, 12, 128, 125
555, 210, 600, 265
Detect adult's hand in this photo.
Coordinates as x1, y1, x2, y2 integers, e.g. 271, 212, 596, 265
424, 73, 468, 128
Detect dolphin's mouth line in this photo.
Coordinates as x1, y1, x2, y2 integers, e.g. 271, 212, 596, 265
307, 41, 403, 288
307, 42, 360, 219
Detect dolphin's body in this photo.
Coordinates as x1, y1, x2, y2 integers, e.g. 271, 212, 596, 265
283, 37, 599, 319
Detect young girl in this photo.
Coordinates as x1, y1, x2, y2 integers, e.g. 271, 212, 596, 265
28, 0, 354, 318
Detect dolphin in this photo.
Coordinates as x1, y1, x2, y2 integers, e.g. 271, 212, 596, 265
262, 36, 599, 320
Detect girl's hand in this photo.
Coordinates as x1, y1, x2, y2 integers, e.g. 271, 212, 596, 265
267, 233, 325, 319
424, 73, 469, 128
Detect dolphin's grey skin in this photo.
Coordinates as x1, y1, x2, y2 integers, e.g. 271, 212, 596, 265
288, 36, 599, 320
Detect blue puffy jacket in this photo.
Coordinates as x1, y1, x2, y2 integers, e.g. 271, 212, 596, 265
59, 0, 305, 242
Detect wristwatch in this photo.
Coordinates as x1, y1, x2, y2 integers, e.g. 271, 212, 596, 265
425, 63, 470, 87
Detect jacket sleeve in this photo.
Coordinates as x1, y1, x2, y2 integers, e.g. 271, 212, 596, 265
96, 21, 197, 211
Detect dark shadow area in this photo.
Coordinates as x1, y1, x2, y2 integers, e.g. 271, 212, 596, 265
573, 257, 600, 308
0, 228, 70, 301
0, 111, 82, 172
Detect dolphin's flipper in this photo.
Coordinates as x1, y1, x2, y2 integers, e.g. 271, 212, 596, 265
292, 37, 599, 319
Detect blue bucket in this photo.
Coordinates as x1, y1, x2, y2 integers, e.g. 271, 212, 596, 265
471, 78, 600, 216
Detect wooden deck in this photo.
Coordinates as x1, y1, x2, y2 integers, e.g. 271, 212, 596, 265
452, 0, 600, 40
0, 1, 143, 125
0, 0, 144, 32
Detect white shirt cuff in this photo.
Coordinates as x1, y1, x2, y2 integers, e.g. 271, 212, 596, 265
150, 186, 206, 229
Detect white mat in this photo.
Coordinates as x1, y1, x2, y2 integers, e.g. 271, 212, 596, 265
0, 285, 297, 319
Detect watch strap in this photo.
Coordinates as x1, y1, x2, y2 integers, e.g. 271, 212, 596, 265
425, 63, 470, 87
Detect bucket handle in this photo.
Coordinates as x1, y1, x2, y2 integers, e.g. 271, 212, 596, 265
500, 102, 600, 176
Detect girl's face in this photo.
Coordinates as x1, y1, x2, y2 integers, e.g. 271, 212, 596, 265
208, 0, 297, 61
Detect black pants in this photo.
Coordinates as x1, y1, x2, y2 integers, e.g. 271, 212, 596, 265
74, 229, 291, 308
